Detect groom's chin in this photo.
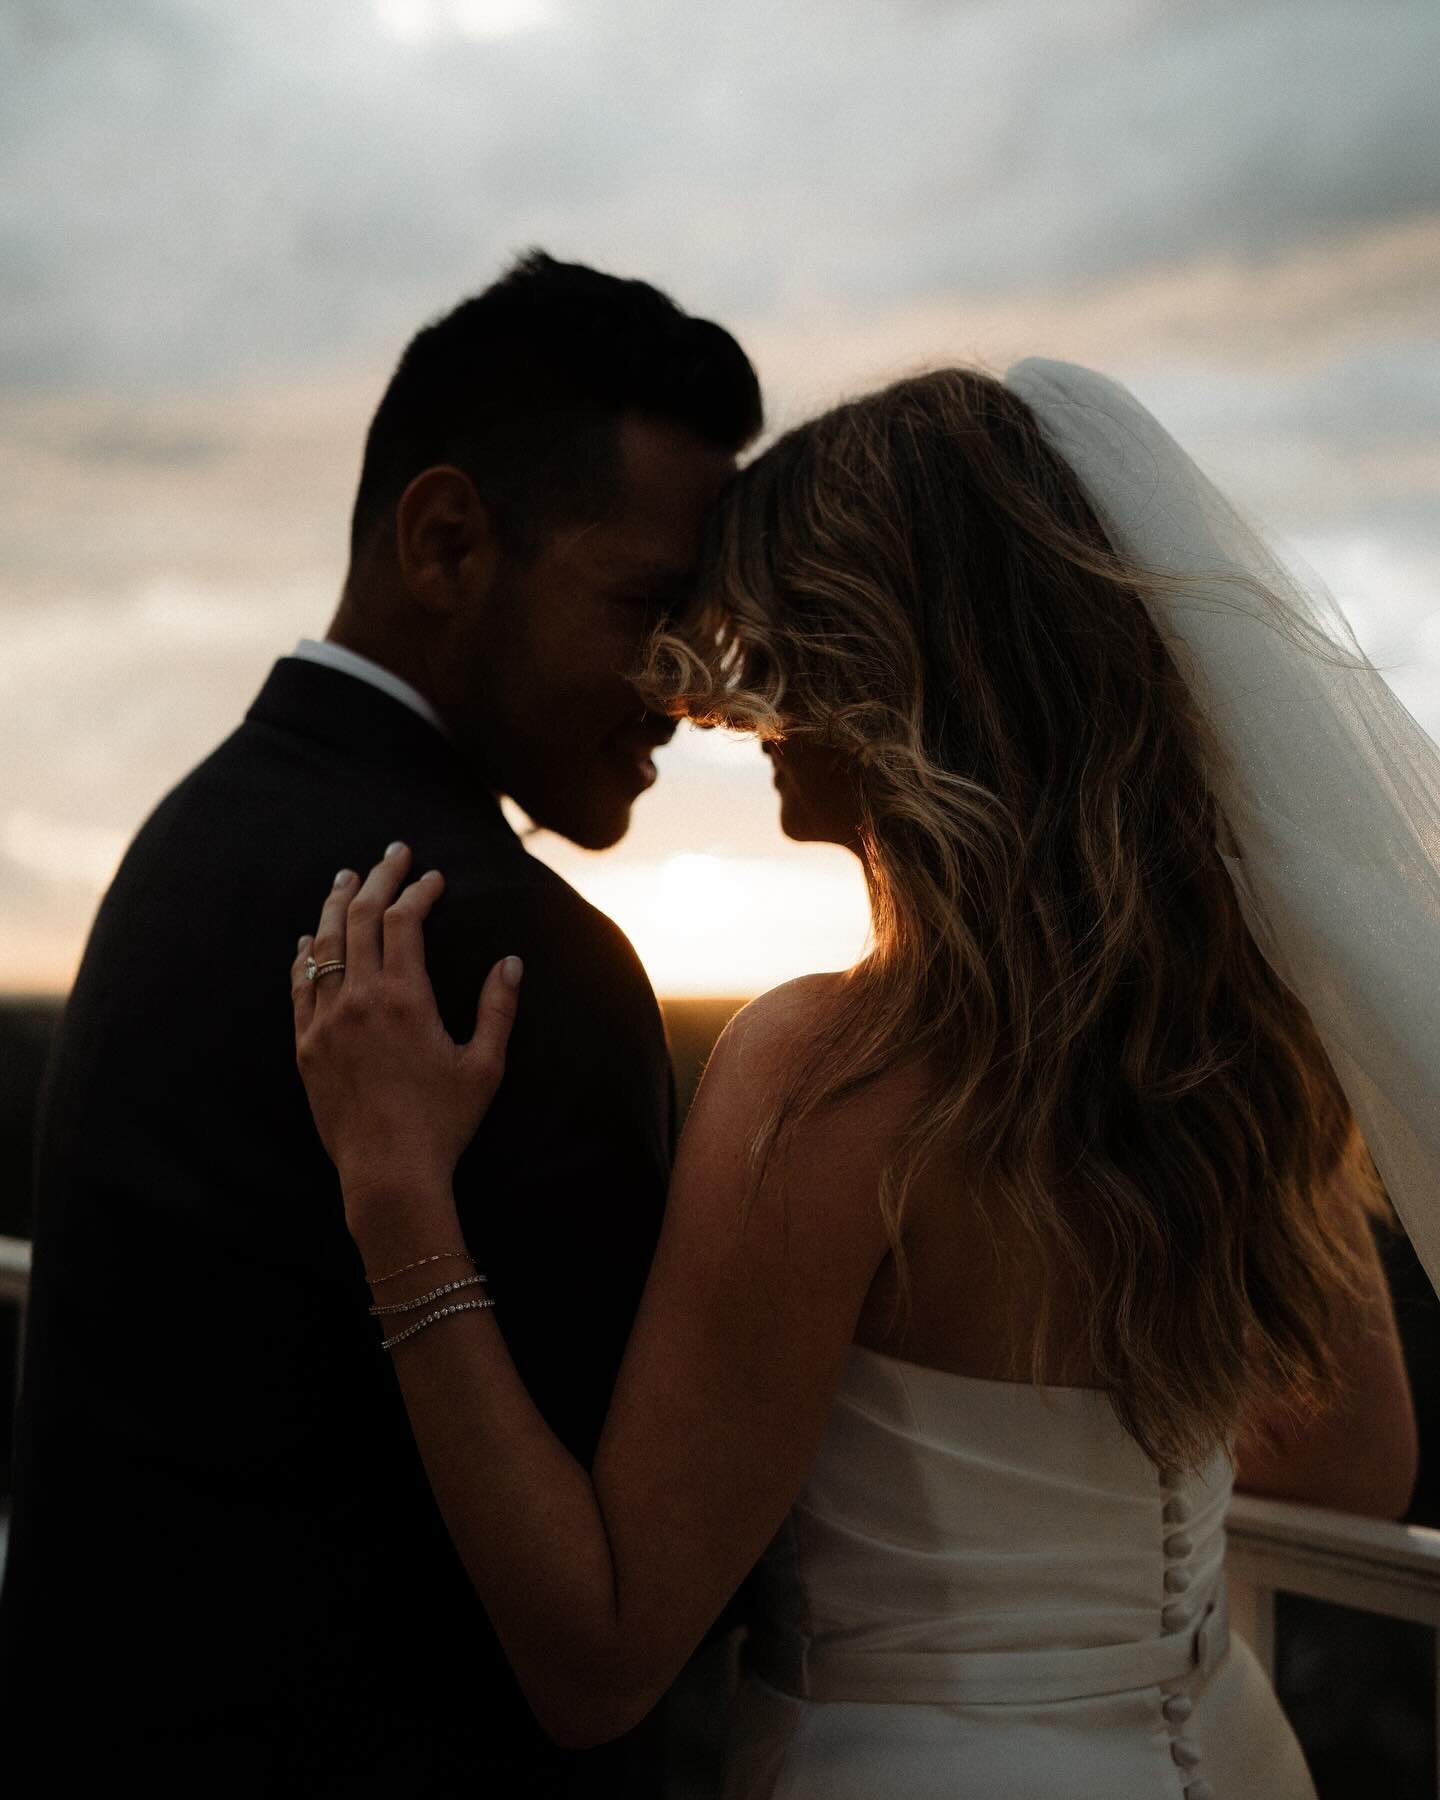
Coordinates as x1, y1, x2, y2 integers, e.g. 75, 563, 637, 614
561, 813, 631, 852
520, 789, 635, 852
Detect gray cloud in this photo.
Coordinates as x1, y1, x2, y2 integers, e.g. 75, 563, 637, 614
3, 0, 1437, 385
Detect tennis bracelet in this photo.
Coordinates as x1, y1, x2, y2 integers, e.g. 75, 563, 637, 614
379, 1296, 496, 1353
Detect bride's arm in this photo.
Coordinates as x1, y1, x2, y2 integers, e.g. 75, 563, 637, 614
291, 849, 892, 1747
1233, 1168, 1417, 1519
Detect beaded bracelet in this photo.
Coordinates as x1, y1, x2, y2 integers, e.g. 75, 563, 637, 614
368, 1274, 489, 1318
380, 1296, 496, 1353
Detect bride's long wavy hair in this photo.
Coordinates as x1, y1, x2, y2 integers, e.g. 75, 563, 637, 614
638, 366, 1384, 1473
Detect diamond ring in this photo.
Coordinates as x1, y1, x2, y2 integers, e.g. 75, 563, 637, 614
305, 956, 346, 983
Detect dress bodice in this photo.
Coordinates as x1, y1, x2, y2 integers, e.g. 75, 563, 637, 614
752, 1345, 1229, 1682
724, 1346, 1314, 1800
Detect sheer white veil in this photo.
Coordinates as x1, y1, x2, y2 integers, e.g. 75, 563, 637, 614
1005, 357, 1440, 1298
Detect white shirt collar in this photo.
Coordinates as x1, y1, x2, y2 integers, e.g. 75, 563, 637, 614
290, 638, 450, 741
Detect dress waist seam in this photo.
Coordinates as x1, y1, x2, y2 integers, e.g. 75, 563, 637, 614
747, 1590, 1228, 1707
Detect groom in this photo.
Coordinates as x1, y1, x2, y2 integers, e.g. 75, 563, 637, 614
0, 254, 762, 1791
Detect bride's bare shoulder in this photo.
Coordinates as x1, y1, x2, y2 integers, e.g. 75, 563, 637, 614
699, 972, 923, 1134
732, 971, 846, 1029
676, 973, 905, 1251
708, 973, 846, 1070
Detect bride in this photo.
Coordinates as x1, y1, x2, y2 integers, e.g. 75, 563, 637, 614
288, 361, 1422, 1797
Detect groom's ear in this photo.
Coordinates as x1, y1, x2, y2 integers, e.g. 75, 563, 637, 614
393, 465, 500, 617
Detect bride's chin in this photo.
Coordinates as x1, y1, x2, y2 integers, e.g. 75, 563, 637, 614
776, 799, 823, 844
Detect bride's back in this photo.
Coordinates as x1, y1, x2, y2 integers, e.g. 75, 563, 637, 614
851, 1106, 1097, 1387
766, 1021, 1107, 1390
718, 1004, 1322, 1800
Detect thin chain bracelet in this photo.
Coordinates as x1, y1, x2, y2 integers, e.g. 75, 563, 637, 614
368, 1274, 489, 1318
369, 1249, 475, 1286
380, 1296, 496, 1353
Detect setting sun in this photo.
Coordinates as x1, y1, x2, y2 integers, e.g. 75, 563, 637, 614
535, 848, 872, 998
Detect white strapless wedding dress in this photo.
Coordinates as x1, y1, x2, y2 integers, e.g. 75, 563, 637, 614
722, 1346, 1314, 1800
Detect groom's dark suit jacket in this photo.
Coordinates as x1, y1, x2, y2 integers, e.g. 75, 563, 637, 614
0, 658, 675, 1792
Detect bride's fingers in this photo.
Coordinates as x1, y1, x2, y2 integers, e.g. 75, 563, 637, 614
465, 956, 523, 1105
309, 868, 358, 1011
380, 868, 445, 990
343, 842, 413, 984
290, 933, 316, 1034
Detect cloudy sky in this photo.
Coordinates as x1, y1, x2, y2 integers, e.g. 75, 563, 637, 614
3, 0, 1438, 992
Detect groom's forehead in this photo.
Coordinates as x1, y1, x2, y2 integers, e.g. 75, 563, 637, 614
541, 415, 731, 591
612, 413, 735, 520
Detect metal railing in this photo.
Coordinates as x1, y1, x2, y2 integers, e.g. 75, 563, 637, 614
1227, 1488, 1440, 1649
1227, 1492, 1440, 1794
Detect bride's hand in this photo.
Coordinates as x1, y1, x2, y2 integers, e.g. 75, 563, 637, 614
290, 842, 522, 1216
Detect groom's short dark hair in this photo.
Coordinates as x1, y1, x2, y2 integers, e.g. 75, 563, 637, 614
349, 251, 763, 558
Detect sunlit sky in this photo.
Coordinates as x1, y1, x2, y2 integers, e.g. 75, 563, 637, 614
3, 0, 1438, 995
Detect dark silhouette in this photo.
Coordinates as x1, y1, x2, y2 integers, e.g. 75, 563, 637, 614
0, 254, 761, 1792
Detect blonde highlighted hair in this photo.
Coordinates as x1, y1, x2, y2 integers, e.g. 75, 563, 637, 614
640, 366, 1383, 1473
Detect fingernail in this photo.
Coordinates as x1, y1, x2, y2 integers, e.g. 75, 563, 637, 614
501, 955, 524, 989
386, 840, 406, 858
333, 868, 354, 888
297, 934, 311, 953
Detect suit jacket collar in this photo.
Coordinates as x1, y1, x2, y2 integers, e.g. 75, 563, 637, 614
246, 656, 506, 827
